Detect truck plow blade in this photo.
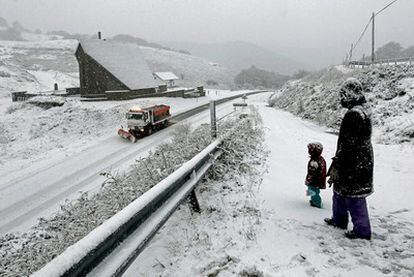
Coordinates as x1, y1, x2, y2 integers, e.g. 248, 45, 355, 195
117, 128, 136, 143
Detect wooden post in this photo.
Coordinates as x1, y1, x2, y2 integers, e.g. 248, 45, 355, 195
210, 100, 217, 138
371, 12, 375, 65
362, 54, 366, 69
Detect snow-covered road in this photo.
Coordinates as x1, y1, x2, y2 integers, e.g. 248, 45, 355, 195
0, 100, 237, 235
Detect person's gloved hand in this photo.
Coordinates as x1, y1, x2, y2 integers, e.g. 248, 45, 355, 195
327, 167, 338, 188
327, 177, 334, 188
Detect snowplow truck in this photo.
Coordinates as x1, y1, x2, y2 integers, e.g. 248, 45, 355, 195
118, 104, 171, 142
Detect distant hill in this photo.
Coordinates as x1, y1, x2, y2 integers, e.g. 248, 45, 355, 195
234, 65, 289, 89
162, 41, 306, 75
0, 17, 185, 54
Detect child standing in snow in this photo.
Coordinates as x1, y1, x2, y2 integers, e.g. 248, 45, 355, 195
305, 142, 327, 208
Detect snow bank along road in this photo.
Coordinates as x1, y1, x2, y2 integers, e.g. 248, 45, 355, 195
0, 96, 255, 235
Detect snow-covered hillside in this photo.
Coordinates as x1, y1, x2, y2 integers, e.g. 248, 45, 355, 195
272, 64, 414, 144
0, 35, 234, 99
0, 39, 79, 97
141, 46, 234, 88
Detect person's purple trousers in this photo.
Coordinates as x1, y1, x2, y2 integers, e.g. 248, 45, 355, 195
332, 191, 371, 239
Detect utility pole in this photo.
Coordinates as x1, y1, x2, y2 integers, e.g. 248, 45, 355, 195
371, 12, 375, 65
349, 43, 353, 62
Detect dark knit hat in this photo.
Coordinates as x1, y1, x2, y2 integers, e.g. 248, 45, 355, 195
340, 78, 366, 108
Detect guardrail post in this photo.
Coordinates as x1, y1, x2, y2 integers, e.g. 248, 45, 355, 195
189, 190, 201, 213
210, 100, 217, 138
189, 170, 201, 213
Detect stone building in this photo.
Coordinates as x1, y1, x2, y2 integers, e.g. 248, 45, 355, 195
75, 40, 160, 99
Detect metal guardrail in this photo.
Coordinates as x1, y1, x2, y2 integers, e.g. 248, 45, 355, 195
170, 90, 268, 122
32, 139, 223, 277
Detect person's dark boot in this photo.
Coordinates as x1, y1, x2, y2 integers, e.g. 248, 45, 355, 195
310, 200, 322, 208
344, 230, 371, 240
324, 218, 347, 229
324, 218, 335, 225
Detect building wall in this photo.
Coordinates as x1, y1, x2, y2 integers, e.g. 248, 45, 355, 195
105, 88, 157, 100
75, 45, 129, 97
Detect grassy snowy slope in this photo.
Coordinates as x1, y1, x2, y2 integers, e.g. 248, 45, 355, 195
0, 39, 79, 97
273, 64, 414, 145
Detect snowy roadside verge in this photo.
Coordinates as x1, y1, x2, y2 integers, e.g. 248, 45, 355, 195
0, 107, 265, 276
123, 106, 268, 276
253, 105, 414, 277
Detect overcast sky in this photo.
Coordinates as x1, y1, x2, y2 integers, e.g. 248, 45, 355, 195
0, 0, 413, 67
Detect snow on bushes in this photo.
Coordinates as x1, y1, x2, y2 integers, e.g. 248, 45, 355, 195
27, 96, 65, 109
0, 109, 267, 276
127, 106, 268, 276
275, 64, 414, 144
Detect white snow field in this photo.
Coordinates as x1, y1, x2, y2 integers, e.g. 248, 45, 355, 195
125, 95, 414, 276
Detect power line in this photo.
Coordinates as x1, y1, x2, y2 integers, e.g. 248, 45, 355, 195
376, 0, 400, 16
347, 0, 401, 61
351, 16, 373, 52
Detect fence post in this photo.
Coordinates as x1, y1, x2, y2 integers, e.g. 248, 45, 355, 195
210, 100, 217, 138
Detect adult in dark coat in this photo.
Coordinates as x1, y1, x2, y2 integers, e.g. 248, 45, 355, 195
325, 78, 374, 240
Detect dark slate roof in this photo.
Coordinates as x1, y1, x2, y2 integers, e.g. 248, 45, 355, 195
79, 40, 159, 90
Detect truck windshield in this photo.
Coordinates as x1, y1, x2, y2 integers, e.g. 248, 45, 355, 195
126, 113, 144, 120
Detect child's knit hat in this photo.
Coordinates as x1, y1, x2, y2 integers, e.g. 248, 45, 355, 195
307, 142, 323, 157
